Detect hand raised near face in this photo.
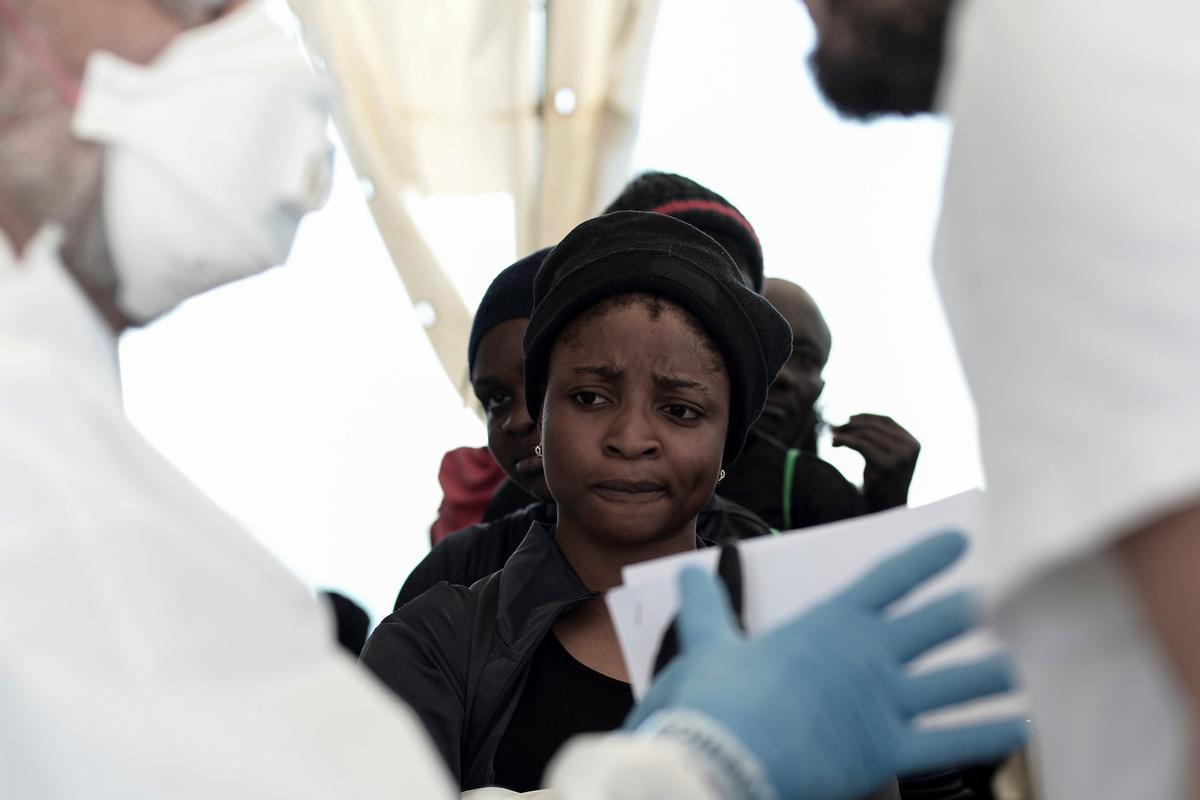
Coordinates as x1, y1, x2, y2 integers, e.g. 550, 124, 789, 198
831, 413, 920, 512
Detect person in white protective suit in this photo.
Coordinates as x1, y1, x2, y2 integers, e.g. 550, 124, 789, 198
0, 1, 1024, 798
800, 0, 1200, 798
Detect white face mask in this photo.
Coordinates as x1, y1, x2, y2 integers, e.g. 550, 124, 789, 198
70, 5, 334, 323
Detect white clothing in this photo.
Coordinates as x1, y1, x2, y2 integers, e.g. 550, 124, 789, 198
462, 735, 723, 800
548, 734, 739, 800
71, 4, 334, 323
0, 227, 455, 797
934, 0, 1200, 796
992, 555, 1188, 798
0, 229, 720, 799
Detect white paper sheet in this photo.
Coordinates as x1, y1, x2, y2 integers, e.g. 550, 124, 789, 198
607, 490, 1028, 726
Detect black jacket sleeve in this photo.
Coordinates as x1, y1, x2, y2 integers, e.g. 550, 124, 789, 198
395, 528, 488, 609
395, 505, 552, 610
718, 429, 868, 531
788, 452, 870, 529
360, 584, 475, 783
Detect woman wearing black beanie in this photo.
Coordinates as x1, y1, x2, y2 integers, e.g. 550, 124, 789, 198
361, 212, 792, 794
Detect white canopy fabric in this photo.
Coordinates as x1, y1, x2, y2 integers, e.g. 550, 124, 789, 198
288, 0, 659, 399
533, 1, 660, 253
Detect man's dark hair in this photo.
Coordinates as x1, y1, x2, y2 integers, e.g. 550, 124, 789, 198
604, 172, 764, 293
808, 0, 953, 120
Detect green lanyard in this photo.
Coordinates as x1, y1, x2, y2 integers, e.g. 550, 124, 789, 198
781, 447, 800, 532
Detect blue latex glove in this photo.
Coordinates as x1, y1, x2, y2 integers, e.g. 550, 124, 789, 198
627, 531, 1026, 800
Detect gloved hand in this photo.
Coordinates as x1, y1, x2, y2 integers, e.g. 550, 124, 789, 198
626, 532, 1025, 800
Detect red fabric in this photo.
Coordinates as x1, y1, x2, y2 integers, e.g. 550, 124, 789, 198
429, 446, 506, 546
647, 199, 760, 247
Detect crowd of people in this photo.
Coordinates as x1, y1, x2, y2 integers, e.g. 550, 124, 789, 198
383, 181, 998, 798
3, 0, 1198, 798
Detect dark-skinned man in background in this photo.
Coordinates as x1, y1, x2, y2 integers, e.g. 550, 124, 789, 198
757, 277, 920, 515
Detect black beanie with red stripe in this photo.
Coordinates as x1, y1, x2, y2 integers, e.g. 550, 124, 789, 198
604, 171, 764, 293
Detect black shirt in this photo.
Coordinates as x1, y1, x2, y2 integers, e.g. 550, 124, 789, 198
492, 633, 634, 792
718, 428, 868, 531
363, 524, 597, 790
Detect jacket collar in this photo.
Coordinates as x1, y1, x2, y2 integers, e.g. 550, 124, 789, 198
492, 521, 716, 654
493, 522, 594, 654
463, 521, 714, 788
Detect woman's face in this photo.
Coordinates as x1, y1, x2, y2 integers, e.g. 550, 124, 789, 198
471, 317, 551, 501
540, 296, 730, 547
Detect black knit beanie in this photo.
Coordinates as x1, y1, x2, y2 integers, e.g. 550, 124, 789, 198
467, 247, 552, 375
604, 171, 764, 293
524, 211, 791, 465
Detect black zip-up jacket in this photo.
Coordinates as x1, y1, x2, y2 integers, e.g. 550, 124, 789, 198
367, 523, 975, 800
717, 428, 868, 532
362, 522, 610, 789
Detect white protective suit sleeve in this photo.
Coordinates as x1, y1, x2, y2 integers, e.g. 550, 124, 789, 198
0, 231, 729, 800
460, 735, 725, 800
933, 0, 1200, 797
548, 734, 726, 800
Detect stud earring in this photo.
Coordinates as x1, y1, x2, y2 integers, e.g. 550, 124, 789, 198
717, 468, 726, 484
534, 444, 543, 459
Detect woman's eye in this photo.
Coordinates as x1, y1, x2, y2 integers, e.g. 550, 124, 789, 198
483, 392, 511, 412
572, 391, 606, 407
664, 404, 701, 420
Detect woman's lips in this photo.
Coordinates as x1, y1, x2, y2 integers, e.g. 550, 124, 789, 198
514, 453, 543, 476
591, 479, 668, 504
